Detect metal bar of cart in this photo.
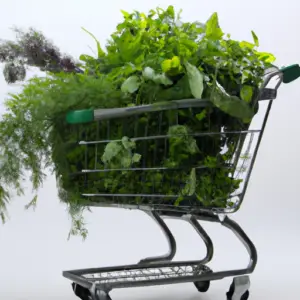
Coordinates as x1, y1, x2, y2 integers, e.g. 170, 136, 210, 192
63, 211, 256, 294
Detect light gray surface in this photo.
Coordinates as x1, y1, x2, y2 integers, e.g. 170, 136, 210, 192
0, 0, 300, 299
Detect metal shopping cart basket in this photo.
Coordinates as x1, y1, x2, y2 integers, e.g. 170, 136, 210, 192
62, 64, 300, 300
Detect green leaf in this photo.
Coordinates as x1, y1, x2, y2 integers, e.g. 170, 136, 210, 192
142, 67, 155, 80
116, 30, 143, 62
184, 61, 204, 99
132, 153, 141, 163
121, 136, 136, 150
240, 85, 253, 103
154, 74, 173, 85
241, 70, 251, 84
120, 10, 131, 18
240, 41, 255, 49
255, 51, 276, 63
161, 59, 172, 72
142, 67, 173, 86
181, 168, 197, 196
171, 56, 181, 68
251, 30, 259, 47
121, 76, 141, 93
79, 54, 95, 62
120, 155, 132, 168
196, 110, 207, 121
166, 5, 175, 19
81, 27, 106, 58
210, 82, 254, 120
101, 141, 123, 164
205, 12, 223, 40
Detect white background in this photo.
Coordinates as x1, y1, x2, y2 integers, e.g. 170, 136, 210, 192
0, 0, 300, 299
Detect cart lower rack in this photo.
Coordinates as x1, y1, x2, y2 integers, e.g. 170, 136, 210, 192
64, 211, 255, 300
63, 65, 300, 300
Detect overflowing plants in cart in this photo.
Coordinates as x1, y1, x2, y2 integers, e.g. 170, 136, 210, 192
0, 6, 276, 237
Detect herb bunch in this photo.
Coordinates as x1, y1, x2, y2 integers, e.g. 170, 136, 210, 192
0, 6, 275, 238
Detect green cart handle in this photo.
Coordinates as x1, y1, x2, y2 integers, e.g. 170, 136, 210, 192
66, 109, 94, 124
280, 64, 300, 84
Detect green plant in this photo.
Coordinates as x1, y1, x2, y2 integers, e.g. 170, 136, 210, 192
0, 6, 275, 238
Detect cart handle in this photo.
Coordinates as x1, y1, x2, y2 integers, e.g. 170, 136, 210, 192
280, 64, 300, 83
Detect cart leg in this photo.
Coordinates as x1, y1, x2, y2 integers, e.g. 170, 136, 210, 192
138, 210, 176, 264
182, 214, 214, 293
194, 212, 258, 274
183, 214, 214, 264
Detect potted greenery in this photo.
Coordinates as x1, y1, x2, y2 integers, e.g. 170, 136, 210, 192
0, 6, 276, 237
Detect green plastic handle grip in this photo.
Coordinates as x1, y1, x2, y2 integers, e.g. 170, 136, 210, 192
66, 109, 94, 124
280, 64, 300, 84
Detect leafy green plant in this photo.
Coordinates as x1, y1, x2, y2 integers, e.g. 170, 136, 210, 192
0, 6, 275, 238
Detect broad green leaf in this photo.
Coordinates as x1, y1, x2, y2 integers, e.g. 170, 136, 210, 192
240, 41, 255, 49
251, 30, 259, 47
139, 19, 147, 29
210, 82, 254, 120
181, 168, 197, 196
142, 67, 155, 80
153, 74, 173, 85
120, 10, 130, 18
120, 156, 131, 168
102, 141, 123, 164
240, 85, 253, 103
121, 76, 141, 93
142, 67, 173, 86
242, 70, 252, 83
205, 12, 223, 40
171, 56, 181, 68
122, 136, 136, 150
118, 31, 143, 61
180, 39, 198, 51
184, 61, 204, 99
161, 59, 172, 72
79, 54, 95, 62
256, 51, 276, 63
132, 153, 141, 163
166, 5, 175, 19
81, 27, 106, 58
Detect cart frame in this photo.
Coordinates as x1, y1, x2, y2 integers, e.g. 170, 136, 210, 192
62, 64, 300, 300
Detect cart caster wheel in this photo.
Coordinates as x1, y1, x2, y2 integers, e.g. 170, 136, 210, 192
95, 290, 112, 300
72, 282, 91, 300
226, 276, 250, 300
194, 280, 210, 292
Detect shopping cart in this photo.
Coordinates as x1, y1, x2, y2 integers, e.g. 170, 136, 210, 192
62, 64, 300, 300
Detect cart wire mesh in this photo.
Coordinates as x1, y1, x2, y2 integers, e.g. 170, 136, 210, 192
61, 97, 267, 214
82, 263, 211, 285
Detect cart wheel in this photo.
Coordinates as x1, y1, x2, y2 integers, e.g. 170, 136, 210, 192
72, 282, 91, 300
95, 290, 112, 300
193, 280, 210, 292
226, 277, 250, 300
